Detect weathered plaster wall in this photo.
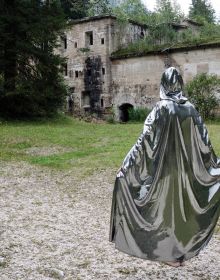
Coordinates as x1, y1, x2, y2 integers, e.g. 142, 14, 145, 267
111, 47, 220, 118
59, 16, 220, 119
61, 17, 114, 112
59, 16, 146, 114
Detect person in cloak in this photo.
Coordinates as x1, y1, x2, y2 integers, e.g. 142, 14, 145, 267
109, 66, 220, 267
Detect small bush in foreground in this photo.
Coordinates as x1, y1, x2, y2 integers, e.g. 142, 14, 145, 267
128, 107, 151, 122
185, 73, 220, 120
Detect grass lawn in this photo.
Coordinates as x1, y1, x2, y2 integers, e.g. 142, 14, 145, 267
0, 115, 220, 175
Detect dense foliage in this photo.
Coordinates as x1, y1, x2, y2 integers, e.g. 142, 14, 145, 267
60, 0, 88, 19
112, 0, 149, 23
128, 107, 151, 122
189, 0, 215, 23
111, 0, 220, 51
0, 0, 69, 119
186, 73, 220, 120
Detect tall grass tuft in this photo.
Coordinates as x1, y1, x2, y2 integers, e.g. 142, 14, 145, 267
128, 107, 151, 122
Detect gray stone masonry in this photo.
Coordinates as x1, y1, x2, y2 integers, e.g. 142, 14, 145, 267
58, 16, 220, 120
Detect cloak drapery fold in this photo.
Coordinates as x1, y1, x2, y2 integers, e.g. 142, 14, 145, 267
109, 68, 220, 262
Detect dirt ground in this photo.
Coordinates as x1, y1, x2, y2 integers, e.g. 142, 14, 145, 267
0, 162, 220, 280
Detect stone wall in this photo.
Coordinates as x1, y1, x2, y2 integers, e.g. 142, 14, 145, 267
111, 46, 220, 119
60, 17, 114, 113
59, 16, 146, 115
59, 16, 220, 120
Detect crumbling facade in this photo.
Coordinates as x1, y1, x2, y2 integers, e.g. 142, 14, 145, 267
59, 16, 220, 121
59, 15, 146, 117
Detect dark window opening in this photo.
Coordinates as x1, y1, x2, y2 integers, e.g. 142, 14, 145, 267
75, 42, 77, 48
101, 38, 105, 44
87, 69, 92, 76
101, 98, 104, 108
102, 67, 105, 75
140, 28, 144, 38
90, 33, 93, 45
63, 63, 68, 76
75, 71, 79, 78
119, 103, 133, 122
61, 35, 67, 49
85, 31, 93, 46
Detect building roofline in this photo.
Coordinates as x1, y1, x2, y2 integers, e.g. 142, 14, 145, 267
110, 41, 220, 60
71, 14, 117, 24
70, 14, 148, 28
182, 18, 204, 26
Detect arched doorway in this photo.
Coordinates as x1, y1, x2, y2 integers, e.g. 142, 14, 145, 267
119, 103, 133, 122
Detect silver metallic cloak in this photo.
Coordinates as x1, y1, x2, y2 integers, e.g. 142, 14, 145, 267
109, 67, 220, 262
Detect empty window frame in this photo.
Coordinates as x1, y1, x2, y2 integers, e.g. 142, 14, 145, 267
101, 98, 104, 108
63, 63, 68, 76
101, 38, 105, 44
75, 42, 78, 48
140, 27, 144, 39
61, 35, 67, 49
75, 71, 79, 78
102, 67, 105, 75
85, 31, 93, 46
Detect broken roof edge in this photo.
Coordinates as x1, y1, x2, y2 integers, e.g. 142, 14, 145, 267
110, 41, 220, 60
69, 14, 148, 28
182, 18, 204, 26
68, 15, 202, 31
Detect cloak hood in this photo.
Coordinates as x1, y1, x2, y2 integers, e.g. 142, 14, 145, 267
160, 67, 188, 104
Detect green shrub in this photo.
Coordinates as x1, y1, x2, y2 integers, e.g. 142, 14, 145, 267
106, 115, 116, 124
128, 107, 151, 122
185, 73, 220, 120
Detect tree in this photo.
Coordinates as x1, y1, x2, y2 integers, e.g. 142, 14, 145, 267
87, 0, 112, 16
60, 0, 112, 19
145, 0, 184, 45
189, 0, 215, 23
186, 73, 220, 119
0, 0, 68, 118
60, 0, 88, 19
113, 0, 149, 24
155, 0, 183, 23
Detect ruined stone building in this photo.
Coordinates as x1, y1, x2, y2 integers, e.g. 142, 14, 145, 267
59, 15, 220, 121
59, 15, 146, 119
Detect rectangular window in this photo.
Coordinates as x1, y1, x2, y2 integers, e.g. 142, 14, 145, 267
75, 42, 77, 48
101, 98, 104, 108
63, 63, 68, 76
87, 69, 92, 76
101, 38, 105, 44
102, 67, 105, 75
85, 31, 93, 47
90, 33, 93, 45
61, 35, 67, 49
75, 71, 79, 78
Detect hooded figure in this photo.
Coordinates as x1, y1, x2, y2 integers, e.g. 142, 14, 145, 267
109, 67, 220, 265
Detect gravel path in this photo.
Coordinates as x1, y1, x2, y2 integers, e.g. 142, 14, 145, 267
0, 162, 220, 280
